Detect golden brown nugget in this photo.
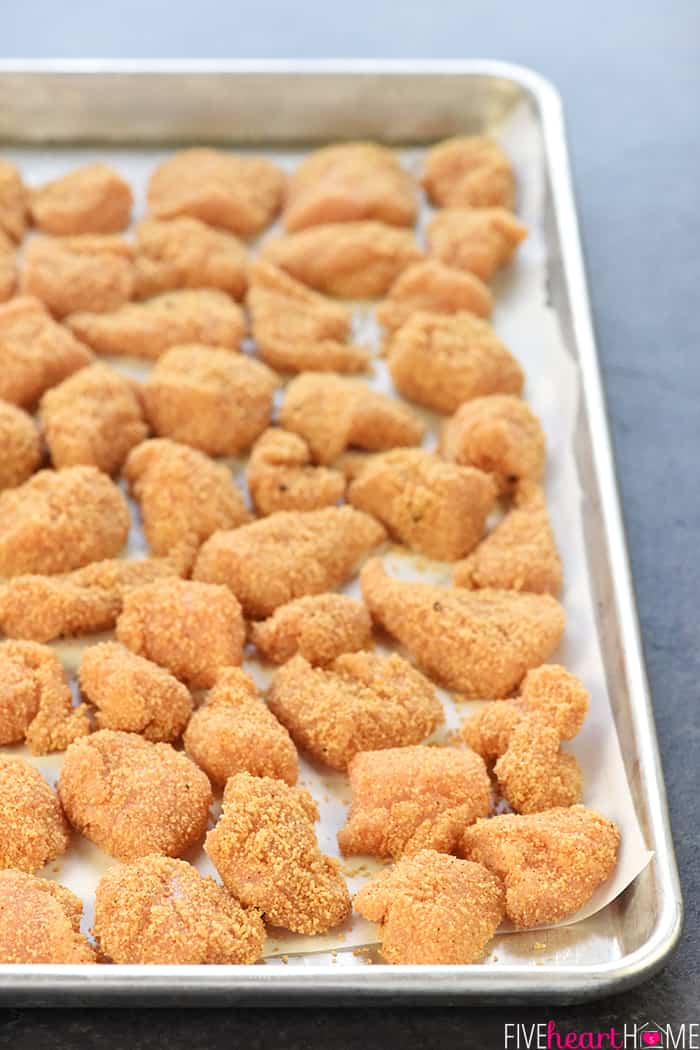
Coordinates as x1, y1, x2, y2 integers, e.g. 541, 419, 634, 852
184, 667, 298, 786
250, 593, 371, 666
427, 207, 528, 281
93, 855, 265, 965
39, 362, 147, 474
31, 163, 133, 235
206, 772, 351, 935
0, 230, 17, 302
66, 289, 244, 360
388, 311, 524, 415
279, 372, 425, 465
0, 756, 69, 872
262, 221, 423, 299
79, 642, 193, 743
354, 849, 504, 964
133, 216, 248, 300
0, 400, 41, 490
0, 159, 28, 242
283, 142, 417, 231
348, 448, 497, 561
116, 578, 245, 690
376, 259, 493, 333
422, 136, 515, 210
59, 730, 212, 862
268, 652, 444, 770
460, 806, 620, 927
0, 870, 95, 964
143, 346, 277, 456
493, 719, 582, 814
246, 428, 345, 516
360, 559, 565, 697
0, 465, 130, 577
193, 507, 386, 619
147, 148, 285, 238
21, 235, 135, 318
338, 746, 491, 859
0, 295, 93, 408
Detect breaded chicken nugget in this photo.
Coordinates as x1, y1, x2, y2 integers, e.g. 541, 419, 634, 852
279, 372, 425, 465
268, 652, 443, 770
184, 667, 298, 786
348, 448, 497, 561
193, 507, 386, 619
31, 163, 132, 235
79, 642, 192, 743
0, 296, 93, 408
0, 756, 69, 872
0, 159, 28, 242
206, 772, 351, 934
246, 428, 345, 516
21, 235, 134, 318
66, 289, 244, 360
40, 362, 147, 474
493, 719, 582, 813
0, 400, 41, 489
0, 230, 17, 302
59, 729, 212, 861
360, 559, 565, 697
354, 849, 504, 964
262, 221, 423, 299
460, 806, 620, 927
147, 149, 285, 238
133, 217, 248, 300
0, 465, 130, 577
338, 746, 491, 859
247, 260, 369, 374
376, 259, 493, 334
250, 593, 371, 666
143, 347, 277, 456
116, 578, 245, 690
423, 136, 515, 210
388, 311, 524, 415
427, 207, 528, 281
0, 870, 95, 963
93, 855, 265, 965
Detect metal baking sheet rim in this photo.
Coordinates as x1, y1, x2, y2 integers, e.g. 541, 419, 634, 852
0, 59, 682, 1005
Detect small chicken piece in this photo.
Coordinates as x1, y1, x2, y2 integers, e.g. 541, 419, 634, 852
0, 295, 93, 408
184, 667, 298, 786
262, 221, 423, 299
423, 136, 515, 210
0, 870, 95, 963
354, 849, 504, 964
360, 559, 565, 697
348, 448, 497, 561
31, 163, 133, 235
0, 400, 41, 489
21, 235, 135, 318
268, 652, 443, 770
93, 855, 265, 965
66, 289, 244, 360
279, 372, 425, 465
0, 230, 17, 302
493, 719, 582, 813
0, 465, 130, 577
250, 593, 371, 666
143, 346, 277, 456
246, 428, 345, 515
147, 149, 285, 238
0, 756, 69, 872
0, 159, 28, 242
39, 362, 147, 474
193, 507, 386, 619
460, 806, 620, 927
116, 578, 245, 690
206, 772, 351, 934
427, 207, 528, 281
388, 311, 524, 415
59, 729, 212, 862
338, 746, 491, 859
376, 259, 493, 334
133, 216, 248, 300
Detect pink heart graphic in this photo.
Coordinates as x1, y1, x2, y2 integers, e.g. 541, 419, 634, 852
642, 1033, 661, 1047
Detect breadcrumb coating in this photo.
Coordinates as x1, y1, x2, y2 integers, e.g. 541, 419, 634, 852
133, 217, 248, 300
250, 593, 371, 666
59, 729, 212, 862
206, 772, 351, 934
422, 136, 515, 210
376, 259, 493, 333
0, 756, 69, 872
354, 848, 504, 964
0, 870, 95, 963
0, 399, 41, 490
427, 207, 528, 281
31, 163, 132, 235
0, 159, 28, 242
93, 855, 265, 965
0, 230, 17, 302
493, 718, 582, 813
267, 651, 444, 770
246, 428, 345, 515
21, 235, 135, 318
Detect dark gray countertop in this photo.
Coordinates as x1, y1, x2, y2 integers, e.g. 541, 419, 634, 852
2, 0, 698, 1043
